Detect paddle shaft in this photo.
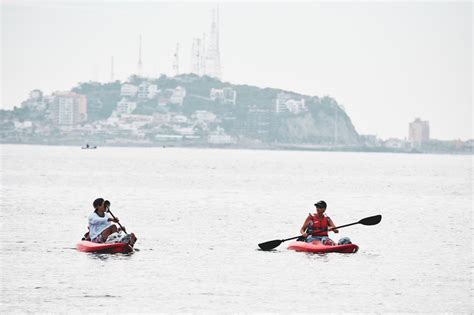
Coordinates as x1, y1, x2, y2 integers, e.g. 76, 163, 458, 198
282, 236, 302, 242
289, 218, 374, 239
106, 207, 126, 232
278, 222, 359, 243
328, 222, 359, 230
310, 214, 381, 233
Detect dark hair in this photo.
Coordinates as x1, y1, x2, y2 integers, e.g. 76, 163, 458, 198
314, 200, 327, 209
93, 198, 104, 209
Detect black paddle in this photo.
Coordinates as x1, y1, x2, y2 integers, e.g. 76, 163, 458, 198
104, 201, 127, 233
105, 202, 139, 249
258, 214, 382, 251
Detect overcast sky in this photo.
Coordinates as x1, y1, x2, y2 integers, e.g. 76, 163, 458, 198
1, 1, 472, 140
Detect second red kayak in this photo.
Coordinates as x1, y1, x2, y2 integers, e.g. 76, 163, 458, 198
288, 241, 358, 254
76, 241, 133, 254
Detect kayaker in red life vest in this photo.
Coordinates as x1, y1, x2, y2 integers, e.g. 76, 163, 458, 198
300, 200, 339, 245
88, 198, 137, 246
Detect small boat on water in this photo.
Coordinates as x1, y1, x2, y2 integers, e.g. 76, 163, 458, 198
287, 241, 359, 254
81, 144, 97, 149
76, 240, 133, 254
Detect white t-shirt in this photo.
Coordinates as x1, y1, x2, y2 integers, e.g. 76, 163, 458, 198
88, 212, 112, 240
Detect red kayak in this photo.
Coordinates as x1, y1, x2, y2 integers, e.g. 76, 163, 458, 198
288, 241, 358, 254
76, 241, 133, 254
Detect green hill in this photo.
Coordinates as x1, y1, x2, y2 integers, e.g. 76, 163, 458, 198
70, 74, 362, 146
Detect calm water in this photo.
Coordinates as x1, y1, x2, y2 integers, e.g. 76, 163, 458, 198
0, 144, 472, 313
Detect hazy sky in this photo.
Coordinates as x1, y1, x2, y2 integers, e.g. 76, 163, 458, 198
1, 1, 472, 140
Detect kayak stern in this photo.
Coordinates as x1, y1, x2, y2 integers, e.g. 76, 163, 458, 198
288, 241, 359, 254
76, 241, 133, 254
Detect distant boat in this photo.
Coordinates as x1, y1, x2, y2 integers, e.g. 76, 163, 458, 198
81, 144, 97, 149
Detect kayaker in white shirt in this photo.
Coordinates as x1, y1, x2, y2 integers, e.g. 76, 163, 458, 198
88, 198, 122, 243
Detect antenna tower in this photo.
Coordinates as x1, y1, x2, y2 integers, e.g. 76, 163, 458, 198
173, 43, 180, 76
110, 56, 115, 82
137, 35, 143, 76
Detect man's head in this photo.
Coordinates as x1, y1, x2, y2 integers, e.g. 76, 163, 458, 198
314, 200, 327, 209
93, 198, 104, 210
314, 200, 327, 214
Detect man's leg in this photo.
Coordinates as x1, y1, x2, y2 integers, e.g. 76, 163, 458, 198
129, 233, 137, 246
100, 225, 118, 241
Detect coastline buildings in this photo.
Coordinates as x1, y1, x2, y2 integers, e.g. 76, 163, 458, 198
116, 99, 137, 115
4, 74, 472, 153
210, 87, 236, 105
275, 92, 306, 114
121, 84, 139, 97
409, 118, 430, 147
245, 108, 273, 140
138, 82, 159, 100
193, 110, 217, 122
157, 86, 187, 106
121, 82, 158, 100
169, 86, 186, 106
51, 92, 87, 126
21, 90, 47, 111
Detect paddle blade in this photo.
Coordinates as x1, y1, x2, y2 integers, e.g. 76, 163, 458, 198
359, 214, 382, 226
258, 239, 283, 251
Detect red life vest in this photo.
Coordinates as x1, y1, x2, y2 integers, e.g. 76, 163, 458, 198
309, 214, 329, 236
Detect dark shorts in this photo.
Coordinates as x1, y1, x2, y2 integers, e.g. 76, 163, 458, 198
91, 233, 106, 243
306, 236, 335, 245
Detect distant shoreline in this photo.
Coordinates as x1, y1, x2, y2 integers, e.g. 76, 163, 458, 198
1, 141, 471, 155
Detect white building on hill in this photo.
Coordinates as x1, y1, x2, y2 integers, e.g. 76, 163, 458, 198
409, 118, 430, 147
51, 91, 87, 126
121, 84, 139, 97
138, 82, 159, 99
275, 92, 306, 114
193, 110, 217, 123
208, 134, 236, 145
169, 86, 186, 105
116, 98, 137, 115
210, 87, 236, 105
285, 99, 306, 114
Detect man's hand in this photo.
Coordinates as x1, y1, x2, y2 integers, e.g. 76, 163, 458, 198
108, 217, 119, 223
